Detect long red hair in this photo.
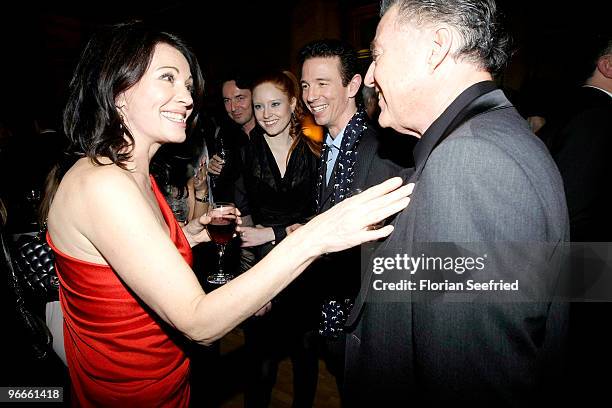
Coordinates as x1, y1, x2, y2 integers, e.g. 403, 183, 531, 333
252, 70, 322, 159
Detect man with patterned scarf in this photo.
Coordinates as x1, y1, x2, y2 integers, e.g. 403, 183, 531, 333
298, 39, 403, 401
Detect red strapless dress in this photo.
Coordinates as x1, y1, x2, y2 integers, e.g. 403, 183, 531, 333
47, 176, 192, 407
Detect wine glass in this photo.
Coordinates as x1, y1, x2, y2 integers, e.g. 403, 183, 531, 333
216, 147, 229, 175
206, 202, 237, 285
209, 147, 229, 189
164, 185, 189, 225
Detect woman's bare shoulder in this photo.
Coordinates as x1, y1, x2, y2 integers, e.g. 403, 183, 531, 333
58, 159, 144, 206
49, 159, 139, 226
47, 159, 146, 262
66, 158, 134, 187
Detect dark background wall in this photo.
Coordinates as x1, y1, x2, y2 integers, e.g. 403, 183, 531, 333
0, 0, 608, 130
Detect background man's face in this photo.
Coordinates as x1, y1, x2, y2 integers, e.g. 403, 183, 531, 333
300, 56, 354, 134
222, 80, 254, 126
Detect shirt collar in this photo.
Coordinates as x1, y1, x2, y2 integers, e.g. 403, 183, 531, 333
412, 80, 498, 168
325, 126, 346, 150
583, 84, 612, 99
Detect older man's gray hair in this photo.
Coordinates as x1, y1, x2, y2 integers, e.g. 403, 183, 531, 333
380, 0, 511, 74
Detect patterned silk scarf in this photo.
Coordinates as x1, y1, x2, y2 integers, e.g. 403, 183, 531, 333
315, 106, 369, 212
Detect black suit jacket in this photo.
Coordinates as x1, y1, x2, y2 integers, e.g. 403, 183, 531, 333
312, 123, 404, 303
547, 86, 612, 242
546, 86, 612, 404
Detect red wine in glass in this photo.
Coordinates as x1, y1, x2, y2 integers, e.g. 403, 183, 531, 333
207, 218, 235, 245
206, 202, 237, 285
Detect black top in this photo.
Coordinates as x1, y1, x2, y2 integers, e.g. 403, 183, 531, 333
235, 127, 320, 330
235, 127, 318, 229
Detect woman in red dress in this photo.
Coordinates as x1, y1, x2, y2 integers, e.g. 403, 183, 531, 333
46, 21, 412, 407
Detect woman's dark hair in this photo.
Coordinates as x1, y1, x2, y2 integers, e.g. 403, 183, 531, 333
38, 164, 61, 226
252, 71, 322, 159
150, 145, 192, 200
63, 20, 205, 170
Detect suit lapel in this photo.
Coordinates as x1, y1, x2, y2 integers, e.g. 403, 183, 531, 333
352, 130, 377, 189
318, 147, 336, 212
411, 81, 504, 180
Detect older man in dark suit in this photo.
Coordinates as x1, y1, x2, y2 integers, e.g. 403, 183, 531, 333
344, 0, 570, 406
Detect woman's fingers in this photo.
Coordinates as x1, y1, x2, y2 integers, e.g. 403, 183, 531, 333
309, 179, 414, 254
339, 181, 413, 230
360, 180, 414, 206
359, 224, 396, 241
198, 214, 211, 226
349, 177, 405, 203
362, 182, 413, 215
237, 227, 254, 247
362, 195, 411, 228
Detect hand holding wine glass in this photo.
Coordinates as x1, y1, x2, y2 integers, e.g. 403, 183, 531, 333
207, 148, 228, 176
206, 202, 238, 285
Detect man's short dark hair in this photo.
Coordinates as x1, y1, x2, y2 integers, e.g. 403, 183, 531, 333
220, 71, 253, 91
298, 39, 359, 87
588, 34, 612, 70
575, 33, 612, 82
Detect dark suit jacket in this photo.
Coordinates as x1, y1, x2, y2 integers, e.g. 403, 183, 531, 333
344, 85, 569, 407
545, 86, 612, 404
208, 120, 250, 203
547, 86, 612, 242
312, 122, 404, 304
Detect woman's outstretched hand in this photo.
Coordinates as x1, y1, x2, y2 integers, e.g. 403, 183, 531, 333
296, 177, 414, 257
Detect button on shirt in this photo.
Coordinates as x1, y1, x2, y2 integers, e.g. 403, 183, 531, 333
325, 128, 346, 185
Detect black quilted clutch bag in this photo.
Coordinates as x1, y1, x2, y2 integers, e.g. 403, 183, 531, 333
14, 232, 59, 303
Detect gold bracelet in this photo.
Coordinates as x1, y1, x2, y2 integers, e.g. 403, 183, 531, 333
195, 193, 209, 203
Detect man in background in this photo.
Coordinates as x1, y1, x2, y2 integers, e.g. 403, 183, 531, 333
545, 35, 612, 405
207, 73, 257, 202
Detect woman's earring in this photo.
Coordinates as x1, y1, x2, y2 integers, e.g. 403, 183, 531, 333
117, 106, 125, 131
